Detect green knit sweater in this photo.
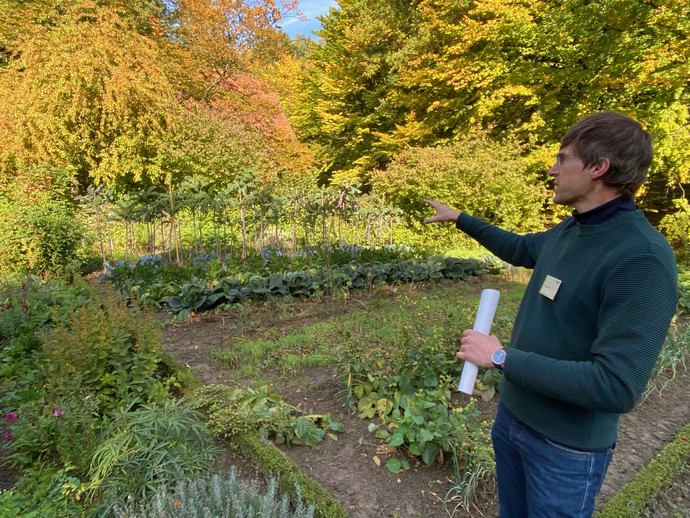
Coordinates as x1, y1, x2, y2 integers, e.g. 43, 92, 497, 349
457, 210, 677, 449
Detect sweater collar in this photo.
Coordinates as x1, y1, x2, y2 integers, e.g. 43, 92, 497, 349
572, 195, 636, 225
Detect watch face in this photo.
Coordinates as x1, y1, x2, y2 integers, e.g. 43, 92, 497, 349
492, 349, 506, 366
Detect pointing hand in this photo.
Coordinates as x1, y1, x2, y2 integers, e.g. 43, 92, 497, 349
423, 200, 460, 224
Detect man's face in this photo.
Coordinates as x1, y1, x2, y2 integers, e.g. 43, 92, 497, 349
548, 144, 595, 210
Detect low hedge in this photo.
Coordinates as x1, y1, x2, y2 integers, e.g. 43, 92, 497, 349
596, 421, 690, 517
234, 432, 349, 518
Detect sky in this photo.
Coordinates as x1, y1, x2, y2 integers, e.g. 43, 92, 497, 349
280, 0, 338, 40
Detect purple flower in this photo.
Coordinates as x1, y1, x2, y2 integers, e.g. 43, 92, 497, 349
2, 431, 12, 441
52, 407, 64, 418
4, 411, 17, 423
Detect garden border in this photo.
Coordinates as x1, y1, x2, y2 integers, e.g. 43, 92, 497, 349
234, 432, 349, 518
596, 421, 690, 517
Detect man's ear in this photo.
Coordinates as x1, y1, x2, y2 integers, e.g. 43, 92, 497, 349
589, 158, 611, 180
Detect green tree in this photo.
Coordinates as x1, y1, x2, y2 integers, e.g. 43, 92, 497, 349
370, 135, 547, 240
401, 0, 690, 215
299, 0, 689, 223
295, 0, 419, 184
390, 0, 544, 145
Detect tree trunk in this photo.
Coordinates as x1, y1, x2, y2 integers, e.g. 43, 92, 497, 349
292, 201, 298, 253
95, 206, 106, 270
239, 189, 247, 260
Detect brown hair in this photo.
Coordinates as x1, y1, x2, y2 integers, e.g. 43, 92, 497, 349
561, 112, 653, 196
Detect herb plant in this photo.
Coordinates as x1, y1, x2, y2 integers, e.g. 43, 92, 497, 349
89, 400, 219, 511
113, 467, 315, 518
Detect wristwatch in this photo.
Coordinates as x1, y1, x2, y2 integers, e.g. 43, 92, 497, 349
491, 348, 507, 370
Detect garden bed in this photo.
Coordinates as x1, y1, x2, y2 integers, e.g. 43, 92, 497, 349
160, 283, 690, 517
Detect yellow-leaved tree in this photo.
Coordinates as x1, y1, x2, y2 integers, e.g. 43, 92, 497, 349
0, 0, 199, 189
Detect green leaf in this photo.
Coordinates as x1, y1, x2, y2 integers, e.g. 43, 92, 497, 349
359, 407, 376, 419
389, 433, 404, 447
408, 442, 422, 456
418, 428, 434, 444
328, 421, 345, 433
421, 443, 440, 466
385, 458, 403, 474
294, 416, 325, 446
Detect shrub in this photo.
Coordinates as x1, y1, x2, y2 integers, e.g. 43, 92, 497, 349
659, 198, 690, 263
4, 396, 101, 486
3, 396, 101, 511
0, 278, 91, 404
194, 384, 343, 447
370, 135, 547, 248
341, 331, 496, 497
0, 278, 194, 515
38, 291, 168, 414
0, 487, 83, 518
678, 270, 690, 315
88, 400, 220, 511
0, 278, 107, 512
113, 467, 315, 518
26, 204, 86, 279
641, 321, 690, 402
0, 165, 86, 280
0, 278, 174, 414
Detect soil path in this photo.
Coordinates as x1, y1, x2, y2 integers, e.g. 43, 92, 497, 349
160, 301, 690, 518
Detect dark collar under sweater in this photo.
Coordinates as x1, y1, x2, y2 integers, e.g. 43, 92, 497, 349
572, 195, 635, 225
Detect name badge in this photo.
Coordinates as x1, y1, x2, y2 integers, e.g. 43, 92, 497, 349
539, 275, 562, 300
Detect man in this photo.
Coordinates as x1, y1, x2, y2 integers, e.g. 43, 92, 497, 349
424, 111, 678, 518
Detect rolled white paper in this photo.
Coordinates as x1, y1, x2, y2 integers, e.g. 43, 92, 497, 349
458, 288, 500, 395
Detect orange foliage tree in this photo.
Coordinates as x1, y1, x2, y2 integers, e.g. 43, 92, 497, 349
0, 0, 199, 189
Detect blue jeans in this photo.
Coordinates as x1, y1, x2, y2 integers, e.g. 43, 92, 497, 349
491, 403, 614, 518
